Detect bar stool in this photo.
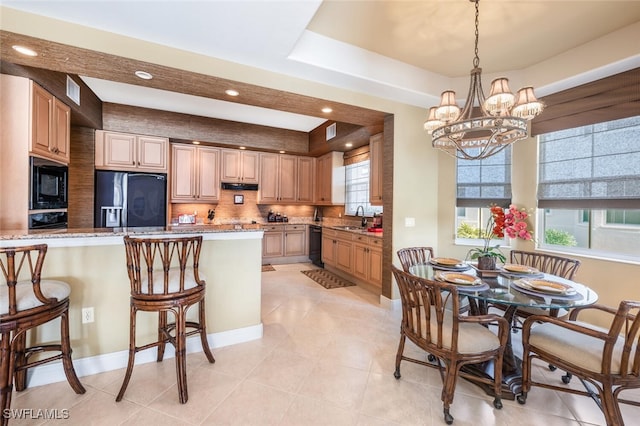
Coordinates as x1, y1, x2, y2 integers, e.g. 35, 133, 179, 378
116, 235, 215, 404
0, 244, 85, 425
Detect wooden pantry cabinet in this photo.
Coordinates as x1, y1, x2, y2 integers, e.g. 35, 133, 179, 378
170, 144, 220, 203
220, 149, 259, 183
95, 130, 168, 173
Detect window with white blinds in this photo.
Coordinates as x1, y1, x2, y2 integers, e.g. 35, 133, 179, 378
344, 160, 383, 216
538, 115, 640, 209
456, 146, 512, 208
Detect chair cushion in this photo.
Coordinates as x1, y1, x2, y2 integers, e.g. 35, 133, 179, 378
517, 306, 569, 318
0, 280, 71, 315
137, 267, 201, 295
529, 321, 630, 374
412, 307, 502, 354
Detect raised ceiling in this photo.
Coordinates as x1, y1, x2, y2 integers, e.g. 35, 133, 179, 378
1, 1, 639, 133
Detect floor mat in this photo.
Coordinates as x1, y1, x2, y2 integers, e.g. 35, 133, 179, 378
301, 269, 356, 289
262, 264, 276, 272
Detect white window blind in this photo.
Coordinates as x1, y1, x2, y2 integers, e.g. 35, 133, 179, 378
538, 115, 640, 209
456, 146, 512, 208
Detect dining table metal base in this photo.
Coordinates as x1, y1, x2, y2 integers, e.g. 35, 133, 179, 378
462, 298, 524, 400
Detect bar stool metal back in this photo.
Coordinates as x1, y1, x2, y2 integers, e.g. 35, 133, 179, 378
117, 235, 215, 404
0, 244, 85, 425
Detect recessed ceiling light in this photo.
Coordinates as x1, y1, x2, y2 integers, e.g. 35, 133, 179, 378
134, 70, 153, 80
345, 143, 353, 148
12, 45, 37, 57
225, 89, 239, 96
192, 141, 201, 145
322, 107, 333, 113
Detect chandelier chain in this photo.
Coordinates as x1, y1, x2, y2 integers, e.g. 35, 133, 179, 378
425, 0, 545, 160
473, 0, 480, 68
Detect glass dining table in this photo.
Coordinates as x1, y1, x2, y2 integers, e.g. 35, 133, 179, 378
408, 262, 599, 399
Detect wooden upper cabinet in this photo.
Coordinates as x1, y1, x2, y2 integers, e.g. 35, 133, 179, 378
278, 155, 297, 203
170, 144, 220, 203
315, 151, 345, 205
29, 82, 70, 164
258, 153, 299, 204
369, 133, 383, 205
95, 130, 168, 172
220, 149, 259, 183
296, 157, 315, 203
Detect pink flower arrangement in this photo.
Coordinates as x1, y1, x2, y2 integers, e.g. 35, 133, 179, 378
469, 204, 533, 264
503, 204, 533, 241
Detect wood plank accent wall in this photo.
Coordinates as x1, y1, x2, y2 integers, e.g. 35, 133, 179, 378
0, 31, 387, 129
102, 103, 310, 154
381, 115, 394, 298
68, 126, 95, 228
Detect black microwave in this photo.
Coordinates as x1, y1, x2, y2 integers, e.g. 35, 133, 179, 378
30, 157, 68, 210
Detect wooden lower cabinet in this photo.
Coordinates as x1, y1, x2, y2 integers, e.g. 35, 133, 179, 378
322, 228, 382, 289
263, 228, 285, 257
262, 224, 308, 262
284, 225, 306, 256
352, 235, 382, 288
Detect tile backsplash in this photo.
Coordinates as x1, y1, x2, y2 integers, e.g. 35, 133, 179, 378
170, 189, 319, 224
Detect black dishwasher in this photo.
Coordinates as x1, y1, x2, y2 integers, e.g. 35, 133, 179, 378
309, 225, 324, 267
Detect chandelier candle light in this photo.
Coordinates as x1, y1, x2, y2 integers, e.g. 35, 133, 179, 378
424, 0, 545, 160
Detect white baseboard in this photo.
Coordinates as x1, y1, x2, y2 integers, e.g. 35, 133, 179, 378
380, 294, 401, 311
25, 323, 263, 388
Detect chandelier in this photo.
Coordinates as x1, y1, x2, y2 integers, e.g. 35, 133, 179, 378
424, 0, 544, 160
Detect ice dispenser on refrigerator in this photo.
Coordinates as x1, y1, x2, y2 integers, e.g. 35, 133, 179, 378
94, 171, 167, 228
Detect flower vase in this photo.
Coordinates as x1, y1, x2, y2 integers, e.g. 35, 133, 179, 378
477, 256, 497, 271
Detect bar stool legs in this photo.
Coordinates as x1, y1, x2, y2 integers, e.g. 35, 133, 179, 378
116, 301, 215, 404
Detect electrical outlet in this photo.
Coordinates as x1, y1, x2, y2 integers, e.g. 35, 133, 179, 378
82, 307, 94, 324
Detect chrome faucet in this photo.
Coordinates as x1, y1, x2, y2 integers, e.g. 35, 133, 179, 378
355, 205, 367, 227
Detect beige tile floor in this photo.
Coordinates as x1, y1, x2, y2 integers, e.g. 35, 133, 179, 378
8, 263, 640, 425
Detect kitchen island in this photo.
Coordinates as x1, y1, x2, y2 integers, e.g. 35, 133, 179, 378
0, 226, 264, 387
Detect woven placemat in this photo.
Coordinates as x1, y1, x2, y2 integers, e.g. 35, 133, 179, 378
262, 264, 276, 272
301, 269, 356, 289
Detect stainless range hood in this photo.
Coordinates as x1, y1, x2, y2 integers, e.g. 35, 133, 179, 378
221, 182, 259, 191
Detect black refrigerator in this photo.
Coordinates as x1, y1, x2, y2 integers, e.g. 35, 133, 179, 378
94, 171, 167, 228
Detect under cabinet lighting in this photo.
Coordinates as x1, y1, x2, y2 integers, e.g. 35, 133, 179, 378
345, 143, 353, 148
321, 107, 333, 113
192, 141, 201, 145
12, 45, 37, 56
225, 89, 239, 96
